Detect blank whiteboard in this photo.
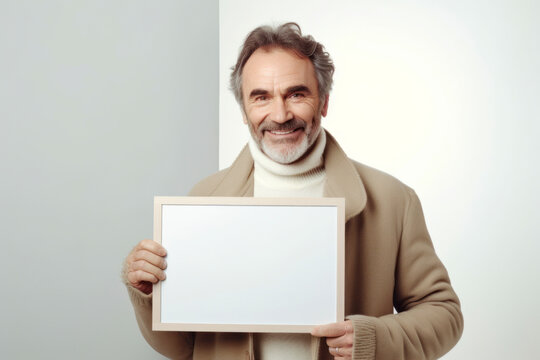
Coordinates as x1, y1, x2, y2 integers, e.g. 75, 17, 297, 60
152, 196, 345, 333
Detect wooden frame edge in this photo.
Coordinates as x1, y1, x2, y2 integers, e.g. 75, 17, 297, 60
152, 197, 162, 331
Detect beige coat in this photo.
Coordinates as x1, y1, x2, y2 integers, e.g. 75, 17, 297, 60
127, 132, 463, 360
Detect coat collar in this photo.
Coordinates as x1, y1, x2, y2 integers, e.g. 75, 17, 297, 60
210, 130, 367, 220
323, 131, 367, 221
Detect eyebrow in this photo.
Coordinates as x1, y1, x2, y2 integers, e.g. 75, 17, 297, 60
248, 85, 312, 99
286, 85, 311, 95
248, 88, 269, 98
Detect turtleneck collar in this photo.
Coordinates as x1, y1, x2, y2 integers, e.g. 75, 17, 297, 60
248, 129, 327, 196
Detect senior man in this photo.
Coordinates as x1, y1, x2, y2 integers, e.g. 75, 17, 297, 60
123, 23, 463, 360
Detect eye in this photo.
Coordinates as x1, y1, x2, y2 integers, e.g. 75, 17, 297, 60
255, 95, 268, 101
290, 92, 305, 99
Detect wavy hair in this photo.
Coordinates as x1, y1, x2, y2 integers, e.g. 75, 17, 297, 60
230, 22, 334, 106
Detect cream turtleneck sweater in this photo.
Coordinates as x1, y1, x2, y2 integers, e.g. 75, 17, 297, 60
248, 129, 327, 199
248, 129, 327, 360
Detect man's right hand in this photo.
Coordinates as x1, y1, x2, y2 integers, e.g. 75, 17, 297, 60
124, 239, 168, 295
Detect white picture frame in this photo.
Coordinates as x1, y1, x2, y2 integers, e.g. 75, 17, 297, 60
152, 196, 345, 333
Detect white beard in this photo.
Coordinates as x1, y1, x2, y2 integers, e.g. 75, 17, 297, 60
259, 133, 311, 164
245, 112, 322, 165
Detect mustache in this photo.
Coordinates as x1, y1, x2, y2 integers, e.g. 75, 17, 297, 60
258, 118, 306, 132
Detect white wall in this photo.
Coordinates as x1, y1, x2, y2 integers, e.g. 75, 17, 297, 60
1, 1, 218, 358
220, 1, 540, 358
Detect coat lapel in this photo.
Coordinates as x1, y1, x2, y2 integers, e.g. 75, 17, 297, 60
323, 132, 367, 221
210, 145, 255, 196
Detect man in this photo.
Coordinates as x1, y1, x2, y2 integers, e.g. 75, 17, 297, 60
123, 23, 463, 360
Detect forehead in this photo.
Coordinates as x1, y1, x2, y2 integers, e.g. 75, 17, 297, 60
241, 47, 318, 93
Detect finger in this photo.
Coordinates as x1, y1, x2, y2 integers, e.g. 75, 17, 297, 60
336, 347, 352, 357
311, 320, 352, 337
326, 333, 353, 348
328, 346, 353, 358
127, 269, 159, 286
130, 260, 166, 281
138, 239, 167, 257
133, 249, 168, 270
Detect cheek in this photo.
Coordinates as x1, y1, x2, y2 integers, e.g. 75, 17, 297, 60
292, 103, 317, 122
245, 107, 268, 127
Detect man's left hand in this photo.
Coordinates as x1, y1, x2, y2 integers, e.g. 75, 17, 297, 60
311, 320, 354, 359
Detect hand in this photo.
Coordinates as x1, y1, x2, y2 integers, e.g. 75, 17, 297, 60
311, 320, 354, 360
124, 239, 167, 295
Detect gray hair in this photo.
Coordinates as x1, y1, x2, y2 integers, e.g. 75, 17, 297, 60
230, 22, 334, 106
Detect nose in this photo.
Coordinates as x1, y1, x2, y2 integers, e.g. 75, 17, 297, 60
269, 97, 293, 124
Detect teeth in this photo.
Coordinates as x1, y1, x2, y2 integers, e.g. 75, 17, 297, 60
270, 130, 294, 135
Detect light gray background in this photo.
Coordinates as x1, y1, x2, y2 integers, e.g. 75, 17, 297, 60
1, 1, 217, 359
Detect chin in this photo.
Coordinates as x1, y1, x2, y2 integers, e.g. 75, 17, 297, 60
261, 139, 309, 164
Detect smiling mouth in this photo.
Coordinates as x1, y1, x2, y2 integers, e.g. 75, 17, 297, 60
267, 128, 302, 135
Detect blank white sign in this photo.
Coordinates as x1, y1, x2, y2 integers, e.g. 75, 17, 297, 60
153, 196, 344, 333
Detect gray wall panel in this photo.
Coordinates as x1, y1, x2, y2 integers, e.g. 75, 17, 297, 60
1, 1, 218, 358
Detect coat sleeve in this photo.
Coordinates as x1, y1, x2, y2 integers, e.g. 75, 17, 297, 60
347, 190, 463, 360
124, 273, 195, 359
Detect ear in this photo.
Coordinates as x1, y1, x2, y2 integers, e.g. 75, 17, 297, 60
321, 95, 329, 117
